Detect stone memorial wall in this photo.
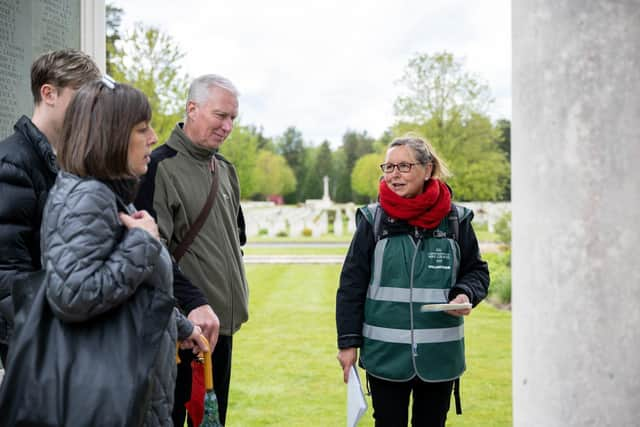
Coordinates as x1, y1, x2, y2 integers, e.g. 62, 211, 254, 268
0, 0, 81, 139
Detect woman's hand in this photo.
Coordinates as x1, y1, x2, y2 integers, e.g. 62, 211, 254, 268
119, 210, 160, 241
179, 325, 210, 354
337, 347, 358, 383
446, 293, 472, 317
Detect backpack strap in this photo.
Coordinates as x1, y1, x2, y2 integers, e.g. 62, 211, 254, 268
360, 203, 466, 243
372, 204, 384, 242
357, 203, 383, 241
447, 205, 460, 242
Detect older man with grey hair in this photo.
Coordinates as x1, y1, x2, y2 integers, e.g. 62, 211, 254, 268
135, 74, 249, 426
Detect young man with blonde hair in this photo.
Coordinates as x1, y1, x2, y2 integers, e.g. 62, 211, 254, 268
0, 49, 100, 364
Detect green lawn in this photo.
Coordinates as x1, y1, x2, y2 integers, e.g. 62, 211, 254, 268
243, 246, 348, 256
226, 264, 511, 426
249, 234, 354, 243
474, 229, 500, 243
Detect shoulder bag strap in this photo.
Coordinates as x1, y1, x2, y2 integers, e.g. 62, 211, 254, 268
172, 156, 219, 262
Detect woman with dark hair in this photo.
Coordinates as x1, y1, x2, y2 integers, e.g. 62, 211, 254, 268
336, 135, 490, 427
42, 78, 207, 425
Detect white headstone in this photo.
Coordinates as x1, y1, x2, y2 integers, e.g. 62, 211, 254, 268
333, 209, 344, 236
345, 207, 357, 233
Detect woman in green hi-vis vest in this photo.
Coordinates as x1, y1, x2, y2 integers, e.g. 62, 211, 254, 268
336, 135, 490, 427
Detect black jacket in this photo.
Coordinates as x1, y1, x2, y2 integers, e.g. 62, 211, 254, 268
336, 204, 490, 349
0, 116, 58, 343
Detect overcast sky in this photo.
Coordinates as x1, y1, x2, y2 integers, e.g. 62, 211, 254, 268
110, 0, 511, 147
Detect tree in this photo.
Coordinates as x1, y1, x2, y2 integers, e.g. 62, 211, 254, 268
394, 51, 492, 127
331, 148, 347, 201
252, 151, 297, 198
219, 124, 260, 199
494, 119, 511, 200
246, 124, 275, 152
277, 126, 307, 203
351, 153, 383, 201
107, 21, 189, 144
494, 119, 511, 161
301, 140, 333, 200
105, 4, 123, 76
392, 114, 509, 201
334, 130, 375, 203
392, 51, 508, 201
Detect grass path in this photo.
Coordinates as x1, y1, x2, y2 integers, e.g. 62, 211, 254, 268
226, 264, 511, 426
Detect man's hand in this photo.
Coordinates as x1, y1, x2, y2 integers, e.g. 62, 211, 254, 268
188, 305, 220, 352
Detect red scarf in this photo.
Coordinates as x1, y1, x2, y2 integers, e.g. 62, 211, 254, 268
378, 179, 451, 229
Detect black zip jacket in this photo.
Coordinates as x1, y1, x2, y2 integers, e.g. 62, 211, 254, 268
0, 116, 58, 343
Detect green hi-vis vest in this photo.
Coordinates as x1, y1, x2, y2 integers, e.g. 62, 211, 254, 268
359, 203, 470, 382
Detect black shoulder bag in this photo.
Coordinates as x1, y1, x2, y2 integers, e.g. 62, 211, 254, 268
0, 227, 174, 426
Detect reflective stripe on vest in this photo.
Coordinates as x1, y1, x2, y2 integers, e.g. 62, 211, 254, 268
363, 324, 464, 344
367, 285, 450, 303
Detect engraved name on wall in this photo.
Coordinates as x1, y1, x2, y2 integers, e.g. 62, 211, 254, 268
0, 0, 80, 139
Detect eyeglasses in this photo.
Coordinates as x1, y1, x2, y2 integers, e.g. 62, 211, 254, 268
101, 74, 116, 89
379, 162, 424, 173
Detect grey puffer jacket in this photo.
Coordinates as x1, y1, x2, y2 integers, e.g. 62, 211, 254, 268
41, 172, 194, 426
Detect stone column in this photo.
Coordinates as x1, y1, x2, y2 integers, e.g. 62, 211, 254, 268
512, 2, 640, 426
81, 0, 106, 73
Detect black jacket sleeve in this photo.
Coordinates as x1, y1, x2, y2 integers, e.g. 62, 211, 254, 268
135, 160, 208, 314
448, 213, 490, 306
172, 263, 208, 314
336, 217, 375, 349
0, 157, 40, 327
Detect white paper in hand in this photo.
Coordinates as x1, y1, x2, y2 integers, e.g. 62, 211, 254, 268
420, 302, 472, 312
347, 366, 367, 427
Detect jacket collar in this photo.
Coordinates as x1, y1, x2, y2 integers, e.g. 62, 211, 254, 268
167, 122, 217, 162
14, 115, 58, 175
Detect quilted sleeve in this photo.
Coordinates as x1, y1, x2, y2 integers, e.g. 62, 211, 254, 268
44, 181, 163, 322
174, 308, 194, 341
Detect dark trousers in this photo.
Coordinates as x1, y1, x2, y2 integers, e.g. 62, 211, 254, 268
172, 334, 233, 426
367, 374, 453, 427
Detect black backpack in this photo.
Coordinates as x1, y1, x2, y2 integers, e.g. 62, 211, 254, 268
360, 203, 465, 243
